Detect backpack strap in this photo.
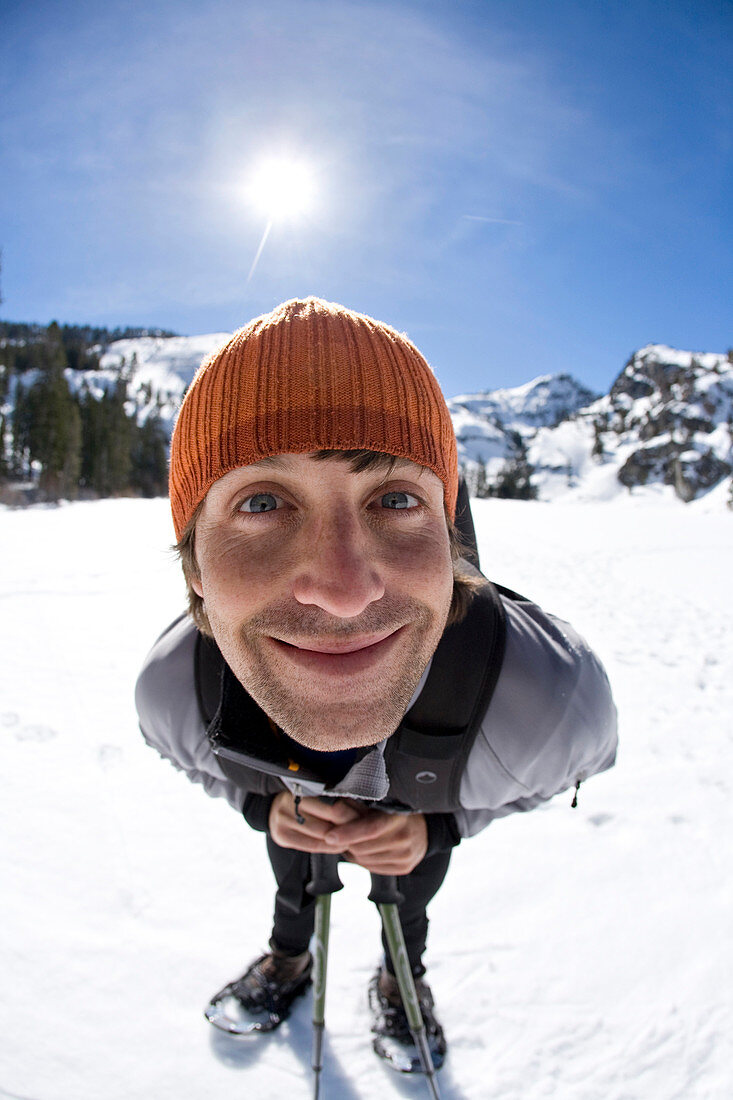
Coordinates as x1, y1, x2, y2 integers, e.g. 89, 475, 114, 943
383, 577, 507, 812
195, 631, 225, 727
453, 475, 480, 569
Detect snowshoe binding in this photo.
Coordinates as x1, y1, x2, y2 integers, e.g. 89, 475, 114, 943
204, 949, 312, 1035
368, 967, 447, 1073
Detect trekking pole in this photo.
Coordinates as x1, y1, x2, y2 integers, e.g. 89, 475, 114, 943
306, 854, 344, 1100
368, 874, 442, 1100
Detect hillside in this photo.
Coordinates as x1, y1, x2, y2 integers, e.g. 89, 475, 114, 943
3, 329, 731, 506
448, 374, 599, 500
529, 346, 733, 505
98, 333, 229, 434
100, 335, 733, 505
450, 347, 732, 506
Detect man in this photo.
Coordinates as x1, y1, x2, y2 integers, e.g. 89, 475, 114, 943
136, 296, 617, 1072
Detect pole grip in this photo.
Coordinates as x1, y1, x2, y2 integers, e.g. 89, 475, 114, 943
368, 873, 404, 906
307, 853, 344, 897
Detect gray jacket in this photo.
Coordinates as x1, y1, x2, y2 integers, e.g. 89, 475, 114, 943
135, 591, 617, 838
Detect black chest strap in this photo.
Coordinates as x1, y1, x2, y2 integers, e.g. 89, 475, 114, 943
383, 579, 507, 812
195, 631, 225, 727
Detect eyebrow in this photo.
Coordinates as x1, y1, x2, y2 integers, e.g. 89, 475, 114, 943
249, 455, 289, 469
248, 454, 422, 473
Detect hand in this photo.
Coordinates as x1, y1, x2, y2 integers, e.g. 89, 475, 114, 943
268, 792, 428, 876
268, 792, 362, 852
328, 807, 428, 875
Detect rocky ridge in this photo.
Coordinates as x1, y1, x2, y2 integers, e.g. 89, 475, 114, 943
454, 345, 732, 505
4, 332, 731, 506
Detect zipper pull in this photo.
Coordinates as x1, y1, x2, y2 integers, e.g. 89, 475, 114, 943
571, 780, 581, 809
293, 786, 306, 825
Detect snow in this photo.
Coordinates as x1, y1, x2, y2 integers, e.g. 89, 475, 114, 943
97, 332, 231, 433
1, 496, 731, 1100
450, 374, 597, 432
634, 345, 724, 372
449, 374, 600, 477
99, 333, 231, 391
8, 332, 730, 506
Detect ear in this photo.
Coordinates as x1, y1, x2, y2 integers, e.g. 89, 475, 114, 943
191, 575, 204, 598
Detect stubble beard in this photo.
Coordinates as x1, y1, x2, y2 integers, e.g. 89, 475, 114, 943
212, 594, 450, 751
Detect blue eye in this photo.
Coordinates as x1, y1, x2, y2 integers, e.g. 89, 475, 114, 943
241, 492, 279, 513
381, 491, 416, 510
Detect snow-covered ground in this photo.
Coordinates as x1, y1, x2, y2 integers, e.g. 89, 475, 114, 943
1, 496, 731, 1100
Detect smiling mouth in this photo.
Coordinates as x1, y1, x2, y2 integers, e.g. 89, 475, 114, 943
268, 626, 405, 673
280, 628, 399, 654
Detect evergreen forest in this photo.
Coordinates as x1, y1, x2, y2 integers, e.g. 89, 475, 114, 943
461, 430, 538, 502
0, 321, 175, 503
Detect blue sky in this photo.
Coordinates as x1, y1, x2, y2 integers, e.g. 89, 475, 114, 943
1, 0, 731, 396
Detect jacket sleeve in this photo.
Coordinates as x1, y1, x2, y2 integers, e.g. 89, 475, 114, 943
135, 616, 245, 811
455, 595, 618, 837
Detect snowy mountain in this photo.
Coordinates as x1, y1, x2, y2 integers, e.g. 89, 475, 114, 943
529, 345, 733, 505
5, 329, 731, 506
450, 374, 599, 439
97, 332, 230, 435
2, 330, 228, 457
102, 336, 733, 505
449, 347, 732, 506
448, 374, 599, 494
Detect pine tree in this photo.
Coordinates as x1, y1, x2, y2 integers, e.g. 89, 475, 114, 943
474, 457, 490, 498
0, 412, 7, 481
130, 408, 169, 496
103, 376, 133, 493
0, 358, 8, 480
78, 375, 134, 495
5, 321, 174, 501
14, 323, 82, 499
592, 417, 606, 461
491, 431, 537, 500
78, 382, 104, 492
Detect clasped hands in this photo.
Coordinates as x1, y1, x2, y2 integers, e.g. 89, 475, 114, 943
268, 791, 428, 876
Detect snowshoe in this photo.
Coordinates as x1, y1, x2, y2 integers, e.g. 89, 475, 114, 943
204, 950, 312, 1035
368, 967, 447, 1073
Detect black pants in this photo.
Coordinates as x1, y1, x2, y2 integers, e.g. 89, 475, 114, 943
266, 833, 452, 977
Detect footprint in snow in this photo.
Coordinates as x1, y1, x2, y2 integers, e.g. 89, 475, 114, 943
98, 744, 123, 769
588, 812, 614, 827
118, 886, 151, 917
16, 724, 58, 742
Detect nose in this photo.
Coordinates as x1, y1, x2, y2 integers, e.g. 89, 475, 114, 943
291, 511, 386, 618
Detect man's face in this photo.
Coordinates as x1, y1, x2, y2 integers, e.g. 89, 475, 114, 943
191, 453, 454, 751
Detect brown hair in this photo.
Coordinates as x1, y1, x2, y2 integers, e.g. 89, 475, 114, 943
174, 450, 485, 637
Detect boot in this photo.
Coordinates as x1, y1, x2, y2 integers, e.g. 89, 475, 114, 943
205, 946, 312, 1033
368, 965, 447, 1072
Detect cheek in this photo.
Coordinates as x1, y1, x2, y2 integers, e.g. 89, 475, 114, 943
195, 530, 296, 609
385, 529, 453, 607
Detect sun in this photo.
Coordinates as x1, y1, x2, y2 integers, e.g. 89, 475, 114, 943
245, 156, 317, 222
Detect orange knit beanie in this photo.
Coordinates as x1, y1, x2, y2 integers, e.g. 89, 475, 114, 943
169, 296, 458, 539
